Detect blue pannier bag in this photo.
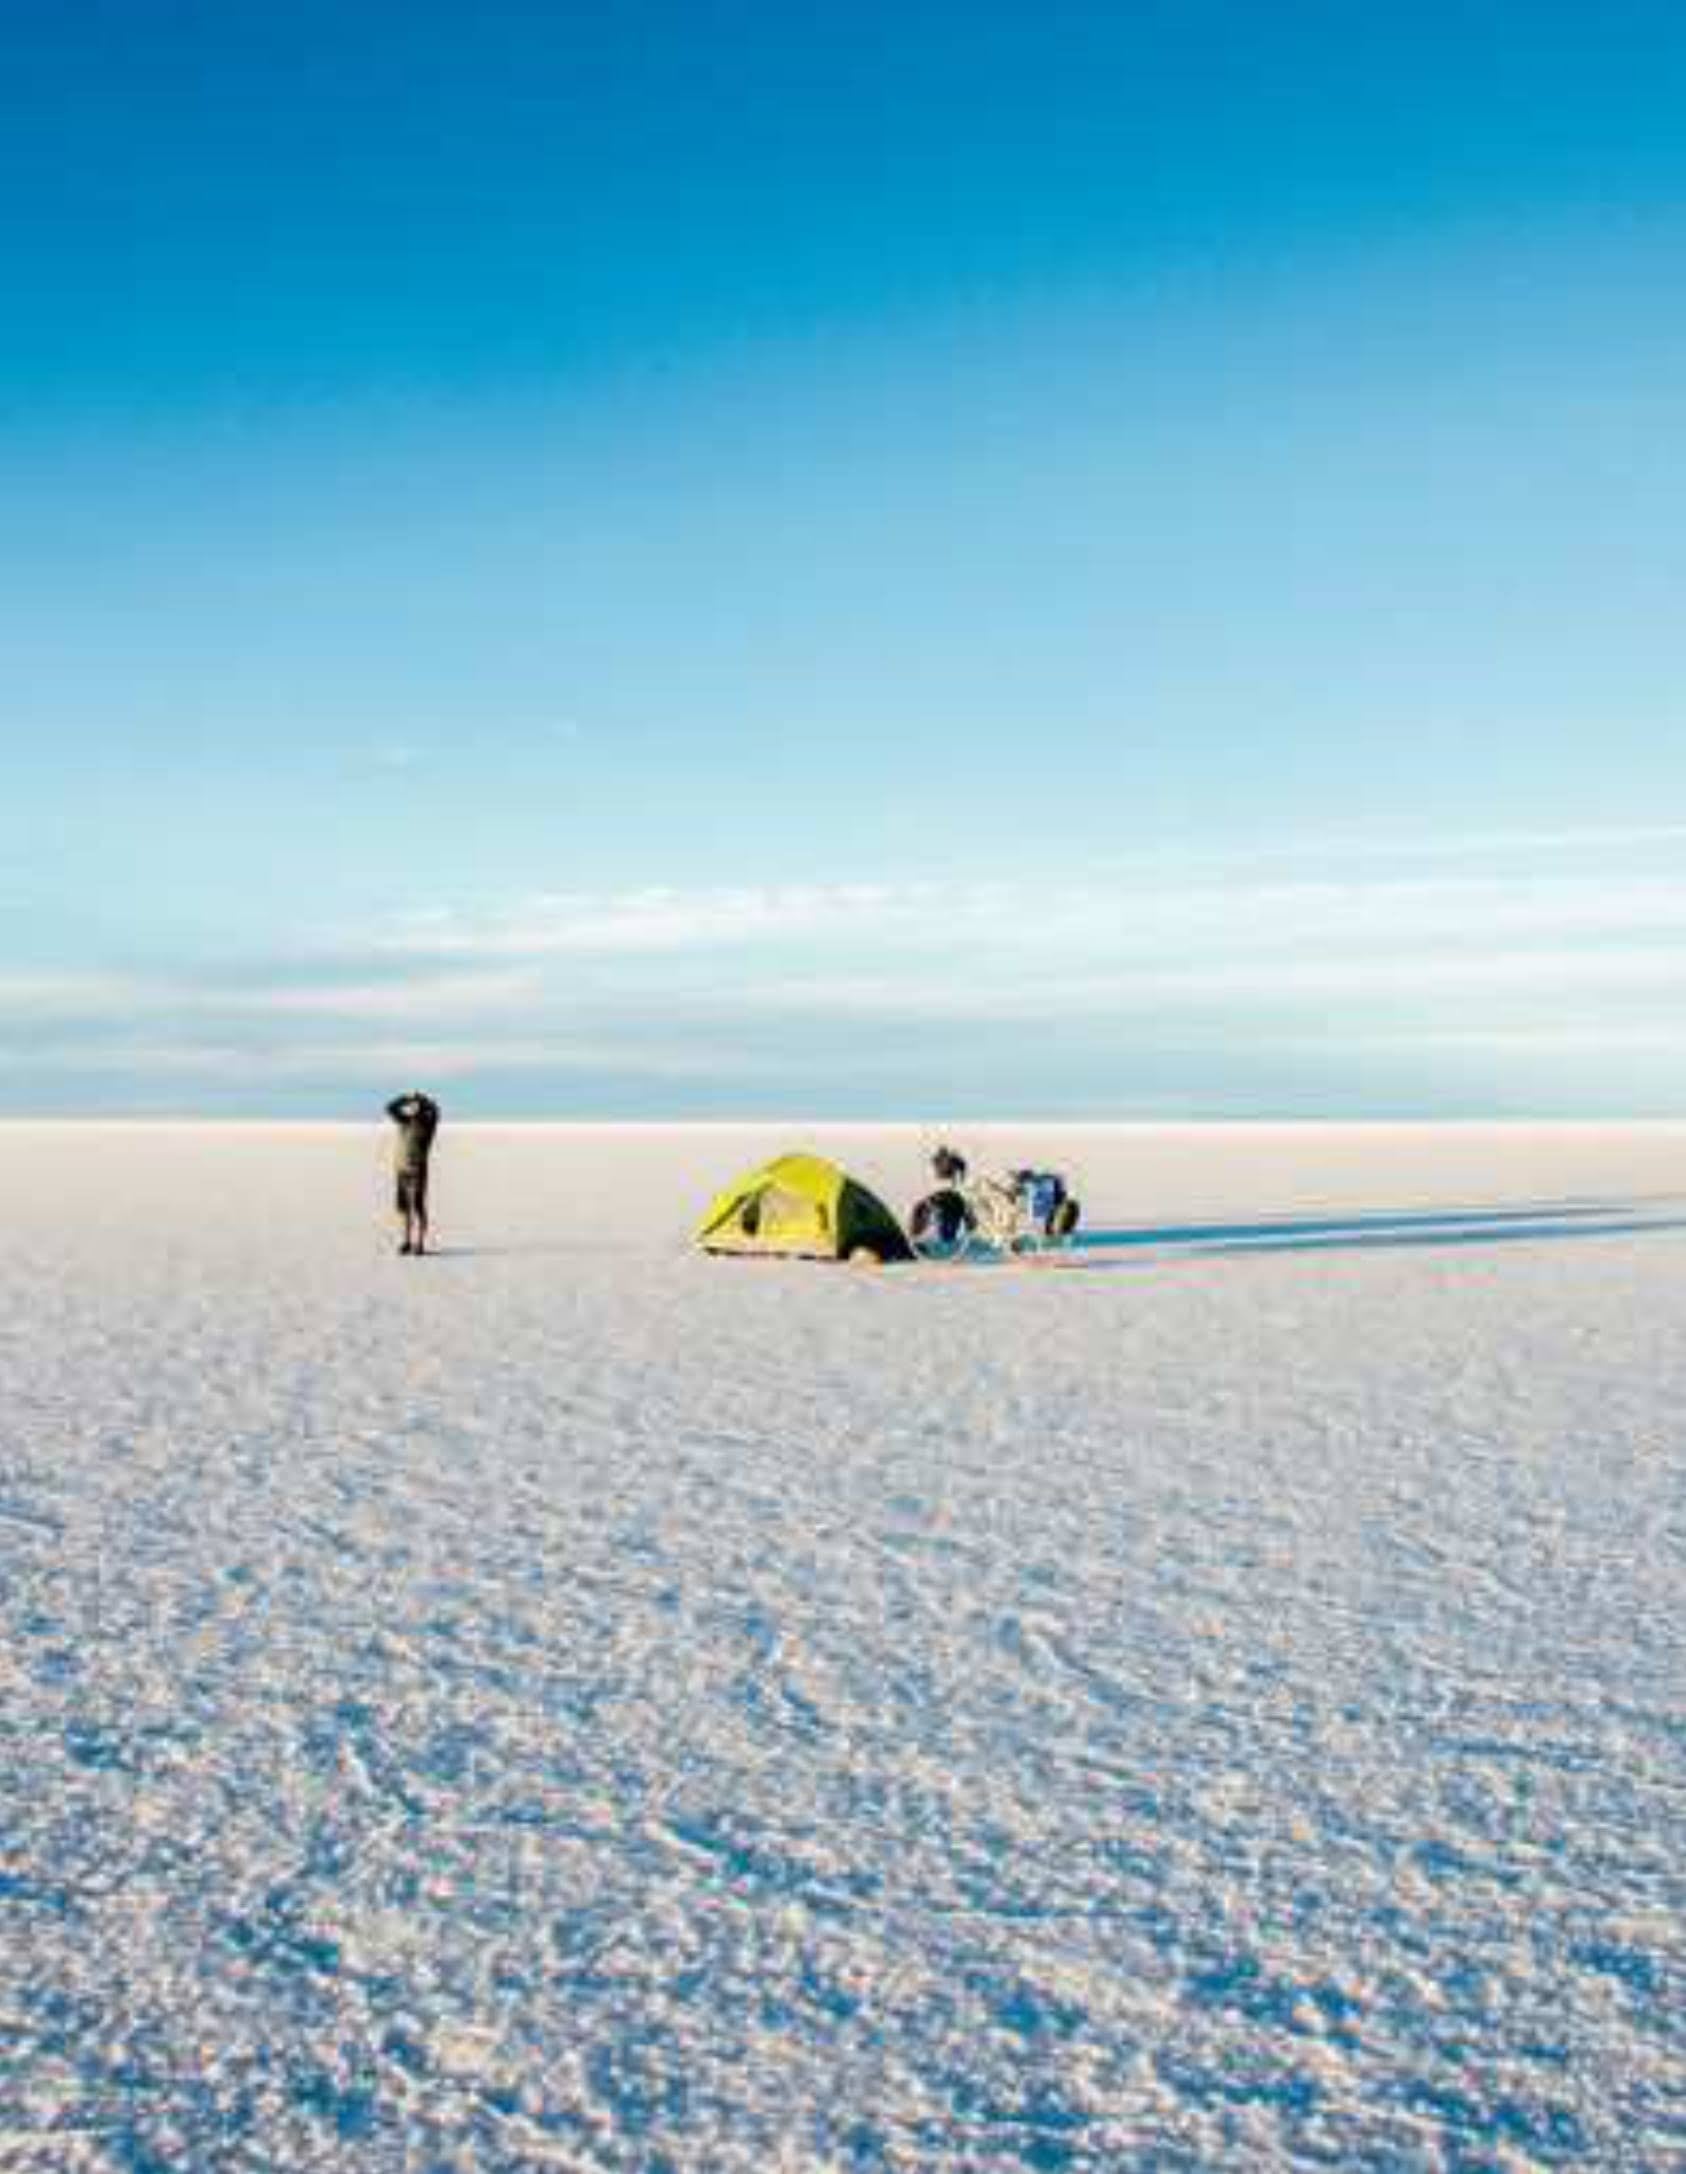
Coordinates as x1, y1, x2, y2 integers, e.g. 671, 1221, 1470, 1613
1016, 1170, 1067, 1231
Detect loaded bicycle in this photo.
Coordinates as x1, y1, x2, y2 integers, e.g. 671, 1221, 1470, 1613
908, 1150, 1081, 1261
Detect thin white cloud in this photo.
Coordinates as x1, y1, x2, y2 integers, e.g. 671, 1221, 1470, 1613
228, 967, 543, 1021
0, 965, 542, 1028
720, 942, 1686, 1022
1150, 820, 1686, 866
0, 971, 164, 1018
381, 882, 917, 957
1359, 1023, 1686, 1054
0, 1035, 734, 1082
370, 866, 1686, 970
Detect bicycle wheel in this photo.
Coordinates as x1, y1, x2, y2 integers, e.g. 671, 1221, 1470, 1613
1042, 1197, 1080, 1253
909, 1191, 976, 1262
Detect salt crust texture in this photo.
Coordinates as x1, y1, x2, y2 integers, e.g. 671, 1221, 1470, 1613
0, 1123, 1682, 2172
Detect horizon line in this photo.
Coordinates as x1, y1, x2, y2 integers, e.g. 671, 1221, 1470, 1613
2, 1113, 1684, 1131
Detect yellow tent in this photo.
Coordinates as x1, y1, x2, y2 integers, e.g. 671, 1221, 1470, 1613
694, 1152, 911, 1263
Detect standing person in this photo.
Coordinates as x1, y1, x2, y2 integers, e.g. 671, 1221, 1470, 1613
386, 1091, 440, 1255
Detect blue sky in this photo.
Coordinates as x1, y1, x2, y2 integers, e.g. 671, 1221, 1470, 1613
3, 0, 1683, 1114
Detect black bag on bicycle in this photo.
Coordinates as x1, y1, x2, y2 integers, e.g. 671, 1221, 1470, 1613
910, 1186, 974, 1246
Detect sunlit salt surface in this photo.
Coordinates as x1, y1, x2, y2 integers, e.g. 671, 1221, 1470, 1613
1, 1122, 1682, 2170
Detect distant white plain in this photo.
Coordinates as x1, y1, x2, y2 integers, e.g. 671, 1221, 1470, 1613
1, 1124, 1682, 2170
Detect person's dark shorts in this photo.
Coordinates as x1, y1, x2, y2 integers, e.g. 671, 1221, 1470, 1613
396, 1168, 430, 1217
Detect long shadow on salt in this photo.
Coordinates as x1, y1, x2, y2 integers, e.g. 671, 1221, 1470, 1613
1050, 1198, 1686, 1265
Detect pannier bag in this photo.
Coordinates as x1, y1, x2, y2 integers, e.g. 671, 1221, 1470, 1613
1016, 1170, 1080, 1237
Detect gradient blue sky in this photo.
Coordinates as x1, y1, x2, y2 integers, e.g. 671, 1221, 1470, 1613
4, 0, 1683, 1114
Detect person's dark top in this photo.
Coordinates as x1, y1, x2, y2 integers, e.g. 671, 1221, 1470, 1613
386, 1093, 440, 1176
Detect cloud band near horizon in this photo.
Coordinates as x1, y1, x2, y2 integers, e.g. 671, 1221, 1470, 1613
4, 830, 1683, 1116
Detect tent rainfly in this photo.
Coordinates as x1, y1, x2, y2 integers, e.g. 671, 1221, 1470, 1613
694, 1152, 912, 1263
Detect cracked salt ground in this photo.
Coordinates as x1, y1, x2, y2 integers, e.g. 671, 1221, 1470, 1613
0, 1121, 1683, 2170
